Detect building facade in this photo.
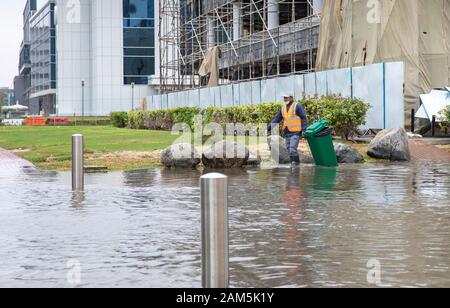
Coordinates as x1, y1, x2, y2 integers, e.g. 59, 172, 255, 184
29, 1, 57, 115
15, 0, 37, 110
56, 0, 159, 116
19, 0, 160, 116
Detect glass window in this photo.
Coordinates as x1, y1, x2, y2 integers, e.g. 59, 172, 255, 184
123, 0, 155, 85
30, 2, 56, 94
124, 47, 155, 56
123, 0, 154, 19
124, 57, 155, 76
123, 18, 155, 28
123, 28, 154, 47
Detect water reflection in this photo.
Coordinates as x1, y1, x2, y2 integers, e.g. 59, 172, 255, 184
0, 162, 449, 287
71, 191, 86, 208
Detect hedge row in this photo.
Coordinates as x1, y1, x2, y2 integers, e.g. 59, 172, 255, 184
111, 97, 371, 139
127, 107, 201, 130
116, 103, 282, 132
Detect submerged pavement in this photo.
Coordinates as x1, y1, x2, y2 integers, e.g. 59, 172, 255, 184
0, 148, 35, 172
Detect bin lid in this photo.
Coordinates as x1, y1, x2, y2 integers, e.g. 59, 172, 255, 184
304, 120, 329, 137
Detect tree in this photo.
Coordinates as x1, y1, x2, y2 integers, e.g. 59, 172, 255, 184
0, 91, 5, 107
440, 106, 450, 127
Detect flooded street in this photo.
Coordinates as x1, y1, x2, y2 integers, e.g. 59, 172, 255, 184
0, 162, 449, 288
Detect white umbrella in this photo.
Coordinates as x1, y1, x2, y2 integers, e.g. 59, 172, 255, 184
1, 101, 29, 112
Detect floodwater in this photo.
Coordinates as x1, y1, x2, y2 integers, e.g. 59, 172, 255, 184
0, 162, 449, 288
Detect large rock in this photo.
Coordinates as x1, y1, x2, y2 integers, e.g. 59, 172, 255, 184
202, 141, 249, 168
245, 152, 262, 167
160, 143, 201, 168
334, 143, 364, 164
299, 150, 315, 164
267, 135, 291, 164
367, 128, 411, 161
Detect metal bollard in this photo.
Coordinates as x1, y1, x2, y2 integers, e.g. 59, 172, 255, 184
411, 109, 415, 133
72, 134, 84, 191
200, 173, 229, 288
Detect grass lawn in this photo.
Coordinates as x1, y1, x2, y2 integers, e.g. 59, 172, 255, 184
0, 126, 379, 171
0, 126, 180, 171
0, 126, 264, 171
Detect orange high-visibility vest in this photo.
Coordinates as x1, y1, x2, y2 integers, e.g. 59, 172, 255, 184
282, 102, 302, 133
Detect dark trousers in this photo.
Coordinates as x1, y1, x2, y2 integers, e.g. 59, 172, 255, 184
285, 134, 301, 159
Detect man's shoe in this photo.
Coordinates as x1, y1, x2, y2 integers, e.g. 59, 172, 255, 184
290, 156, 301, 168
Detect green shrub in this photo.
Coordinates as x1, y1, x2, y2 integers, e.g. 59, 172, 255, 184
205, 106, 229, 127
124, 97, 370, 140
127, 107, 200, 130
440, 106, 450, 127
205, 103, 281, 126
144, 110, 174, 130
110, 112, 128, 128
172, 107, 201, 130
256, 102, 283, 125
303, 96, 371, 140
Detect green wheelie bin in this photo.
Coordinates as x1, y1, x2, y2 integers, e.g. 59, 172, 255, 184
304, 120, 339, 167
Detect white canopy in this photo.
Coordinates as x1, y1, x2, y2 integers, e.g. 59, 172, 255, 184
1, 101, 29, 112
416, 90, 450, 122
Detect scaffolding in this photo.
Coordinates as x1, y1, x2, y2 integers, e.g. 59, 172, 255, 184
159, 0, 320, 94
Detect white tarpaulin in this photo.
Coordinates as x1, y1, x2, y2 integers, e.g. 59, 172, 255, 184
316, 0, 450, 128
416, 90, 450, 122
446, 87, 450, 93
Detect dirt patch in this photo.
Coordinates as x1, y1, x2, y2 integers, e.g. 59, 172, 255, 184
86, 150, 162, 161
11, 148, 31, 153
436, 145, 450, 153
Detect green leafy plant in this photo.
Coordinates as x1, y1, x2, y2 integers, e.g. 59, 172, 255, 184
303, 96, 371, 140
110, 112, 128, 128
123, 97, 370, 140
128, 111, 145, 129
126, 108, 200, 130
172, 107, 201, 130
439, 106, 450, 127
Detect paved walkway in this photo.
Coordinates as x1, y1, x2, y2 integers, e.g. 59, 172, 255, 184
409, 140, 450, 161
0, 148, 34, 172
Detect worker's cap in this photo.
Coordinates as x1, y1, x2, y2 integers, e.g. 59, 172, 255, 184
283, 93, 294, 98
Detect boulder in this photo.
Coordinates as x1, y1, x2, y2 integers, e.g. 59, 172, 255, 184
245, 152, 262, 167
367, 128, 411, 161
267, 135, 291, 164
160, 143, 201, 168
334, 143, 364, 164
299, 150, 315, 164
202, 141, 249, 168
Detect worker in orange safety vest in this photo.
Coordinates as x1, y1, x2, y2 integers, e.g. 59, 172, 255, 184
268, 94, 308, 166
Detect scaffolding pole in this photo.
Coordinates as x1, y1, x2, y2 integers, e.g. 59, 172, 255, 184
159, 0, 320, 94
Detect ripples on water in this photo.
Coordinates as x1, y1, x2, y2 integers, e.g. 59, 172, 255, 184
0, 162, 449, 288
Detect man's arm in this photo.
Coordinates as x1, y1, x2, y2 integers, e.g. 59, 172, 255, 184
268, 108, 283, 132
296, 104, 308, 133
